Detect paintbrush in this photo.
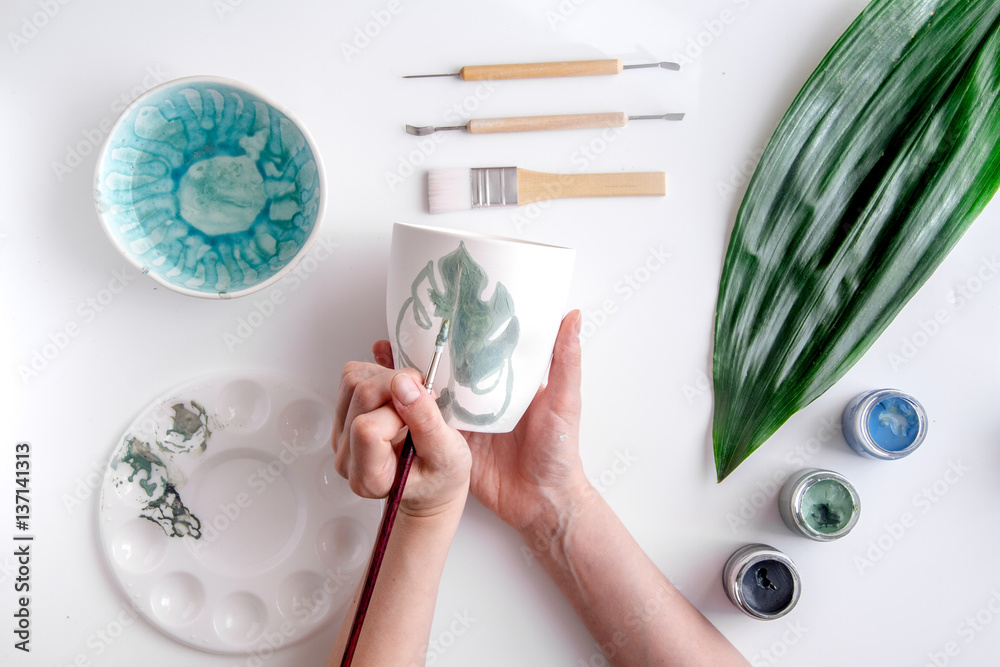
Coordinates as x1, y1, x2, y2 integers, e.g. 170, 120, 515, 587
340, 318, 452, 667
427, 167, 666, 213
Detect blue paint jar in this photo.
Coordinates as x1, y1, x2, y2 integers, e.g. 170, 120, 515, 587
842, 389, 927, 460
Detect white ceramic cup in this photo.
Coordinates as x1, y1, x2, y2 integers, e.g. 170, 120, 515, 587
386, 223, 575, 433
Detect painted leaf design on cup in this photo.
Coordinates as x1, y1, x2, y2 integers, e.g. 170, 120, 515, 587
395, 242, 519, 426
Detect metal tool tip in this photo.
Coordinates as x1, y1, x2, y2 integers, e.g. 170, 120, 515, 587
403, 72, 459, 79
623, 61, 682, 72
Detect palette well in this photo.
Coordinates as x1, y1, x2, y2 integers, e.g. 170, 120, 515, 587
98, 371, 381, 654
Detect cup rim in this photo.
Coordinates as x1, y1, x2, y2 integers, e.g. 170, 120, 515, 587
392, 222, 573, 251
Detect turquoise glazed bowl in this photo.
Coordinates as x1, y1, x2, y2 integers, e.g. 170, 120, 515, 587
94, 76, 324, 298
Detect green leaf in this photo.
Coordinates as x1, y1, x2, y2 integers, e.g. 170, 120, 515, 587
713, 0, 1000, 481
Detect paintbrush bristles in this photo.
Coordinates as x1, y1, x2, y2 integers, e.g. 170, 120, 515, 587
427, 169, 472, 213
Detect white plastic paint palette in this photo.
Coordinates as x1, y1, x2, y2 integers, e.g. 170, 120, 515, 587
98, 372, 381, 654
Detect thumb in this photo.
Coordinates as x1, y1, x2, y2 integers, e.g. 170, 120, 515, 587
545, 310, 583, 410
390, 372, 451, 458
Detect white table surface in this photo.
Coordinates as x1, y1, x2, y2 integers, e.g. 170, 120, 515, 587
3, 0, 999, 665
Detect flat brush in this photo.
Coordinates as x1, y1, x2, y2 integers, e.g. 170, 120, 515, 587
404, 58, 680, 80
340, 319, 452, 667
428, 167, 666, 214
406, 111, 684, 136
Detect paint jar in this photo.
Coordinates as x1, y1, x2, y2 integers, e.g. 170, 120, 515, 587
842, 389, 927, 460
722, 544, 801, 620
779, 469, 861, 541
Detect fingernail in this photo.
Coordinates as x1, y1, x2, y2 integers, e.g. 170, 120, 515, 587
392, 374, 422, 406
572, 310, 582, 339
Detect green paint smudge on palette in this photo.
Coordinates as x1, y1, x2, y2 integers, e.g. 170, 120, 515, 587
110, 399, 213, 539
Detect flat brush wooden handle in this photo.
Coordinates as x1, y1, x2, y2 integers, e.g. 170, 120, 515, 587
459, 59, 623, 80
516, 169, 666, 204
467, 112, 628, 134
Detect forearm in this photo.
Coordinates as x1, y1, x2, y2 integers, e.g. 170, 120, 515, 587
521, 487, 749, 667
328, 501, 465, 667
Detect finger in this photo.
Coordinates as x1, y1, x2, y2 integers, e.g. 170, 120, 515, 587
345, 405, 405, 497
343, 367, 418, 431
372, 340, 394, 368
334, 364, 420, 477
544, 310, 583, 416
390, 373, 457, 469
334, 362, 381, 452
334, 365, 414, 475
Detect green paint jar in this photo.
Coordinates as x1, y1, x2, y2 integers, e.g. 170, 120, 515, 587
779, 469, 861, 541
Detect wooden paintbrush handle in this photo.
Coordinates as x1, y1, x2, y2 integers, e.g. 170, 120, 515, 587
340, 435, 416, 667
459, 59, 623, 80
516, 169, 666, 204
467, 112, 628, 134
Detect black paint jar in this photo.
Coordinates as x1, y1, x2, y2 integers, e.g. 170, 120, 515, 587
723, 544, 801, 620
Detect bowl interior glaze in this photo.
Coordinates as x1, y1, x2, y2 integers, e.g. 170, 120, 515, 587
94, 76, 324, 298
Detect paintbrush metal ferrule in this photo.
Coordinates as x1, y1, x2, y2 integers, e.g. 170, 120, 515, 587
471, 167, 519, 208
424, 319, 450, 392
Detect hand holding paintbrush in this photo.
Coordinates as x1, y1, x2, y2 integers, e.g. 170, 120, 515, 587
335, 262, 465, 666
334, 319, 462, 667
328, 312, 750, 666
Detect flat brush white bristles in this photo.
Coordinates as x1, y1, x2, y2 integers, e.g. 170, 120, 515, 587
428, 169, 473, 213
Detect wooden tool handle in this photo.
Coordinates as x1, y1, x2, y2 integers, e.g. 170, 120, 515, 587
467, 112, 628, 134
516, 169, 666, 204
459, 59, 623, 80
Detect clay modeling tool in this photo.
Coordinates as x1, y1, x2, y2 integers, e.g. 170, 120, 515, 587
427, 167, 666, 213
404, 58, 680, 80
340, 317, 454, 667
405, 111, 684, 136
